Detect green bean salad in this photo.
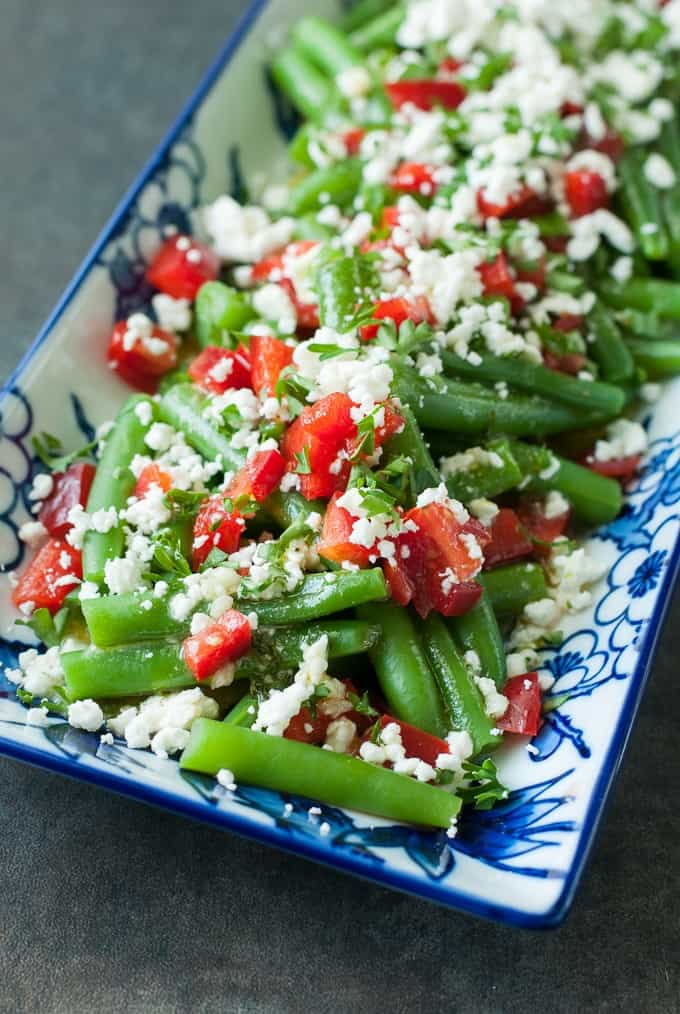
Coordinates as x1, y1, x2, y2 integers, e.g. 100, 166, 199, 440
8, 0, 680, 830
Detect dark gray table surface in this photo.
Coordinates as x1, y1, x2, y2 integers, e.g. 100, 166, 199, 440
1, 2, 678, 1012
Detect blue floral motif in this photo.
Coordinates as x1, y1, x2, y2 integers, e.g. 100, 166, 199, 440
627, 549, 667, 598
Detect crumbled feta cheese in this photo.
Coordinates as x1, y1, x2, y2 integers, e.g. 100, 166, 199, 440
67, 699, 104, 732
152, 293, 192, 332
643, 153, 676, 190
216, 768, 237, 791
18, 520, 47, 545
593, 419, 647, 463
253, 636, 329, 736
474, 676, 508, 719
28, 473, 54, 502
203, 194, 293, 262
26, 706, 49, 727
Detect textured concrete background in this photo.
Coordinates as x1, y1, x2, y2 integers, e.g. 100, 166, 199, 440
1, 3, 679, 1012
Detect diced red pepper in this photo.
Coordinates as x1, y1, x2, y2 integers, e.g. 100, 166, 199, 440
226, 449, 286, 503
517, 497, 570, 556
283, 706, 331, 745
483, 508, 533, 570
341, 127, 365, 155
250, 240, 318, 284
389, 163, 438, 196
187, 345, 252, 395
182, 609, 252, 681
477, 185, 546, 220
250, 334, 294, 396
478, 253, 525, 315
317, 492, 373, 568
134, 464, 173, 498
360, 296, 432, 342
515, 257, 547, 292
553, 314, 584, 334
107, 320, 178, 394
543, 350, 587, 375
583, 454, 642, 482
146, 235, 220, 300
377, 714, 450, 766
560, 101, 584, 117
496, 672, 542, 736
581, 127, 625, 163
13, 538, 82, 614
38, 463, 95, 539
564, 170, 608, 218
384, 79, 466, 112
281, 392, 357, 500
438, 57, 463, 76
380, 206, 401, 232
382, 555, 416, 607
191, 494, 246, 569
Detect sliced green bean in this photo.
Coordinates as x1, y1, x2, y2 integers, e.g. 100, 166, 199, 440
625, 336, 680, 377
599, 277, 680, 317
316, 255, 361, 330
440, 349, 625, 415
194, 282, 255, 348
83, 570, 388, 647
341, 0, 392, 33
448, 592, 507, 690
442, 438, 522, 504
223, 694, 257, 727
420, 613, 498, 754
158, 383, 246, 473
586, 300, 635, 383
292, 16, 363, 77
180, 721, 461, 828
271, 47, 335, 123
349, 5, 405, 50
617, 148, 670, 261
288, 159, 362, 215
63, 620, 380, 699
357, 603, 448, 737
383, 401, 439, 501
82, 395, 157, 585
480, 563, 547, 617
526, 455, 622, 525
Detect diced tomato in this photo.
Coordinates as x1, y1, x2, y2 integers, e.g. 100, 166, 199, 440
553, 314, 584, 334
584, 454, 642, 483
477, 185, 545, 220
564, 170, 608, 218
107, 320, 178, 394
389, 163, 438, 195
483, 508, 533, 570
392, 504, 488, 618
134, 464, 172, 498
250, 334, 294, 396
182, 609, 252, 681
378, 714, 450, 766
226, 449, 286, 503
384, 79, 466, 112
281, 392, 357, 500
38, 463, 95, 539
187, 345, 252, 395
342, 127, 365, 155
191, 494, 246, 569
543, 350, 587, 375
13, 538, 82, 614
360, 296, 432, 341
317, 492, 373, 567
517, 497, 570, 555
478, 253, 524, 315
146, 235, 220, 300
496, 672, 542, 736
283, 706, 331, 745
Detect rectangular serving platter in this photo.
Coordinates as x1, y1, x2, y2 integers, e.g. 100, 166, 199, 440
1, 0, 679, 928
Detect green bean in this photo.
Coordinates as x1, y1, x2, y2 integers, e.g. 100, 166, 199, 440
223, 694, 257, 727
63, 620, 381, 699
383, 402, 439, 501
506, 440, 553, 478
271, 47, 335, 124
448, 592, 507, 690
396, 370, 611, 438
357, 603, 448, 737
586, 300, 635, 383
180, 721, 461, 828
349, 6, 405, 50
659, 115, 680, 271
292, 16, 363, 77
480, 563, 547, 617
617, 148, 670, 261
546, 269, 586, 295
625, 336, 680, 377
83, 570, 388, 647
420, 613, 498, 754
316, 255, 361, 330
440, 349, 625, 415
158, 383, 246, 473
341, 0, 392, 33
82, 395, 157, 585
526, 455, 622, 525
261, 489, 324, 530
617, 308, 680, 341
599, 277, 680, 317
194, 282, 255, 348
442, 438, 522, 504
288, 159, 362, 215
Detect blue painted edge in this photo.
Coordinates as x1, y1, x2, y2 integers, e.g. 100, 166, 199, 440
1, 0, 678, 929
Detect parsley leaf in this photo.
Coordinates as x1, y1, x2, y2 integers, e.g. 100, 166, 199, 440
32, 432, 97, 472
458, 757, 509, 810
16, 606, 70, 648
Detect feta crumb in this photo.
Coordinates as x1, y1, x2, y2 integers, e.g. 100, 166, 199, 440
217, 768, 237, 791
26, 707, 49, 727
18, 520, 47, 545
643, 153, 676, 190
67, 699, 104, 732
474, 676, 508, 719
28, 473, 54, 502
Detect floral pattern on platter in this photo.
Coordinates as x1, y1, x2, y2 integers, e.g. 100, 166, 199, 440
1, 0, 680, 927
